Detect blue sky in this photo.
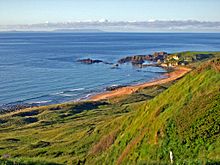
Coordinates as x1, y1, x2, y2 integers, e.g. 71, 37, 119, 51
0, 0, 220, 25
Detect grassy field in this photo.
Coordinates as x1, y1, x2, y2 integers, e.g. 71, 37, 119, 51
0, 82, 171, 164
0, 52, 219, 164
101, 58, 220, 165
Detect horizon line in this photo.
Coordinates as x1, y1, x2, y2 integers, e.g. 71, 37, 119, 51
1, 19, 220, 26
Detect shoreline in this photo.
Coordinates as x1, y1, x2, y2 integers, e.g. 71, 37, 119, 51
89, 66, 191, 101
0, 67, 191, 113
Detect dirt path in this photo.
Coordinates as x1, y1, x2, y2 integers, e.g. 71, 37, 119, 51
90, 66, 191, 101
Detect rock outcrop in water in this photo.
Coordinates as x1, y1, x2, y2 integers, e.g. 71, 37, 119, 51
117, 52, 169, 65
118, 55, 148, 64
77, 58, 103, 64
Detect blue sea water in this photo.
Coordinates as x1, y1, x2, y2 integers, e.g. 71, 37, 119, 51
0, 32, 220, 107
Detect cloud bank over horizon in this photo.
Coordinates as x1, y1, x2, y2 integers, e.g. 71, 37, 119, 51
1, 20, 220, 32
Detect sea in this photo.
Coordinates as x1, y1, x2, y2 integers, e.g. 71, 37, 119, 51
0, 32, 220, 108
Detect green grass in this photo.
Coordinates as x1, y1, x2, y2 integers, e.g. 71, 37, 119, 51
0, 93, 153, 164
96, 58, 220, 164
0, 81, 173, 164
0, 53, 219, 164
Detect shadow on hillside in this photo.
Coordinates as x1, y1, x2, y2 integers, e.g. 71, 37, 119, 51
12, 110, 40, 117
71, 101, 109, 112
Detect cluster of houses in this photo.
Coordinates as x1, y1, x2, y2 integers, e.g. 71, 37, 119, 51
117, 52, 192, 67
153, 51, 212, 67
151, 52, 188, 67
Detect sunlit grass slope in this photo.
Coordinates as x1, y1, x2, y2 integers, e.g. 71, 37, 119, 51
0, 86, 167, 164
0, 54, 219, 164
93, 58, 220, 164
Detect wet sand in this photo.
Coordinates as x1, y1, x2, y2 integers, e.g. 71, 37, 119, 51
90, 66, 191, 101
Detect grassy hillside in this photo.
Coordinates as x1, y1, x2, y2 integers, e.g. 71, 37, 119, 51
95, 58, 220, 165
0, 56, 219, 164
0, 85, 169, 164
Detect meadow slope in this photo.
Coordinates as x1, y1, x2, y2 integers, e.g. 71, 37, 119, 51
94, 58, 220, 165
0, 53, 219, 164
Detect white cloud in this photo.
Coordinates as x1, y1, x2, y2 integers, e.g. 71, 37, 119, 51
1, 20, 220, 32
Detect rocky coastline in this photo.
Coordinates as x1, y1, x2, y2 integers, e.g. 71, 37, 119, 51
2, 51, 206, 113
77, 52, 172, 68
78, 51, 212, 69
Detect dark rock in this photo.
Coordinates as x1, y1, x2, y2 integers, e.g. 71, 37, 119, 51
131, 58, 145, 64
77, 58, 103, 64
106, 85, 126, 91
153, 52, 168, 57
118, 55, 150, 64
145, 55, 153, 60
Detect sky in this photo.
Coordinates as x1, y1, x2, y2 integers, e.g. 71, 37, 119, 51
0, 0, 220, 25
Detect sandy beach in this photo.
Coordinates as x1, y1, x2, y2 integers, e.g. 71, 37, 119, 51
90, 66, 191, 101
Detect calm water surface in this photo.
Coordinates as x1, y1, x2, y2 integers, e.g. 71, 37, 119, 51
0, 32, 220, 107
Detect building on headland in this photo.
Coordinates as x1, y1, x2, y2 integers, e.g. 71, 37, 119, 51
165, 54, 180, 61
117, 51, 201, 68
148, 52, 211, 67
169, 61, 178, 67
172, 55, 179, 60
160, 54, 182, 67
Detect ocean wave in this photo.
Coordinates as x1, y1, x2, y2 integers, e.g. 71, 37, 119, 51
85, 93, 92, 98
28, 100, 52, 104
68, 88, 85, 92
77, 93, 93, 101
51, 88, 85, 96
3, 94, 50, 105
58, 93, 77, 97
110, 84, 119, 87
52, 91, 64, 95
1, 98, 52, 108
